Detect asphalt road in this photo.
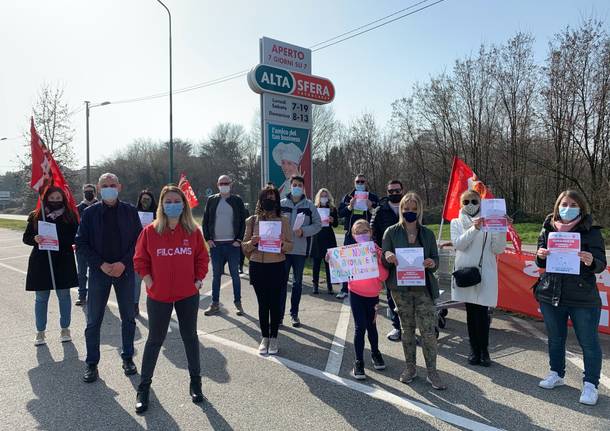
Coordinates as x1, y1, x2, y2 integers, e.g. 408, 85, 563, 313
0, 227, 608, 431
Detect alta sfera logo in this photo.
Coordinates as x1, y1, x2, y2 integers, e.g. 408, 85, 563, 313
247, 64, 335, 104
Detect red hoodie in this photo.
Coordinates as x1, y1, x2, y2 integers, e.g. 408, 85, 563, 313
134, 223, 209, 303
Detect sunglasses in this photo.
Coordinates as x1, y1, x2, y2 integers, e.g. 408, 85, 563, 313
387, 189, 402, 195
218, 182, 231, 186
355, 180, 366, 184
463, 199, 479, 205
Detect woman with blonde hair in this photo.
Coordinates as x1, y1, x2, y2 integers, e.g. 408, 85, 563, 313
450, 189, 507, 367
310, 188, 339, 294
535, 190, 606, 406
382, 192, 446, 390
133, 185, 210, 413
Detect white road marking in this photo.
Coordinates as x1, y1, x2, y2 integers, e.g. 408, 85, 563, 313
110, 300, 503, 431
324, 297, 351, 374
0, 262, 26, 274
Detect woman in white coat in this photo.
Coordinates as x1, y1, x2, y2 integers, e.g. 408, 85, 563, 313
451, 190, 506, 367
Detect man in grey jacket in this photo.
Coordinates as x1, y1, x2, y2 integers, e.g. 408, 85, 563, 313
280, 175, 322, 327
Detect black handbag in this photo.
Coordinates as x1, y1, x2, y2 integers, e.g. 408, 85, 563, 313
452, 233, 487, 288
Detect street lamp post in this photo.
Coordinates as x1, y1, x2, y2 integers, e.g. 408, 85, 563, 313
156, 0, 174, 183
84, 101, 111, 184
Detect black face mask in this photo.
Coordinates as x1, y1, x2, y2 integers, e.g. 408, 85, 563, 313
388, 194, 402, 204
261, 199, 276, 212
47, 201, 64, 211
84, 191, 95, 201
402, 211, 418, 223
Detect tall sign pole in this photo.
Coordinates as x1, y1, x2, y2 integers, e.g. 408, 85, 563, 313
249, 38, 334, 199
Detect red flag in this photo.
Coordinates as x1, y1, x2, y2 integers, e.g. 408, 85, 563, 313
179, 173, 199, 208
442, 156, 522, 253
30, 117, 79, 218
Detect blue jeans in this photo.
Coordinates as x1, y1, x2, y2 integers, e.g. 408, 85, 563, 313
35, 289, 71, 332
85, 268, 136, 364
281, 254, 306, 318
210, 243, 242, 304
76, 248, 89, 299
540, 301, 602, 387
134, 272, 142, 304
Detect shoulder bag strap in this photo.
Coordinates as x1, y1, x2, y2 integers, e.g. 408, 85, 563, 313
478, 232, 488, 268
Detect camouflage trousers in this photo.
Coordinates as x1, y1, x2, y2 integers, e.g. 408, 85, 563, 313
391, 289, 438, 370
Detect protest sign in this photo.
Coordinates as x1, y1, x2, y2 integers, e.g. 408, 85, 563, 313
317, 208, 330, 227
354, 191, 369, 212
138, 211, 154, 228
547, 232, 581, 275
396, 247, 425, 286
328, 241, 378, 284
481, 199, 507, 232
38, 221, 59, 251
258, 220, 282, 253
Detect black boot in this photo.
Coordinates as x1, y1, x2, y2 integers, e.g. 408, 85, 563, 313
312, 282, 319, 294
480, 349, 491, 367
468, 349, 481, 365
135, 383, 150, 414
189, 376, 204, 404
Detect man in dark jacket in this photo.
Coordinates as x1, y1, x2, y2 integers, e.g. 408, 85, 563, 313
336, 174, 379, 298
75, 173, 142, 383
202, 174, 247, 316
75, 183, 98, 306
370, 179, 403, 341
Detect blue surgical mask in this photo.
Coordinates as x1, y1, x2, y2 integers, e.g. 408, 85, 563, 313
355, 184, 366, 192
100, 187, 118, 201
559, 206, 580, 222
163, 202, 184, 218
291, 186, 303, 198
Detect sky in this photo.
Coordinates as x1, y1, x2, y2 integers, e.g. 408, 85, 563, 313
1, 0, 608, 174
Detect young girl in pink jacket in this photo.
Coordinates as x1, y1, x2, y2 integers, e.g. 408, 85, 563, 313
329, 219, 389, 380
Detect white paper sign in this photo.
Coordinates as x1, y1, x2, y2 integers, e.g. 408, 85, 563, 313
293, 212, 306, 231
354, 191, 369, 212
38, 221, 59, 251
481, 199, 507, 232
258, 221, 282, 254
396, 247, 426, 286
546, 232, 581, 275
317, 208, 330, 227
138, 211, 154, 227
327, 241, 379, 284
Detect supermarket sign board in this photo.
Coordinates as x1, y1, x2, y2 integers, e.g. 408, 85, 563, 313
247, 64, 335, 104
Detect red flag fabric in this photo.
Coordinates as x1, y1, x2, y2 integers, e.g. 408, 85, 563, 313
179, 173, 199, 209
30, 117, 79, 218
442, 156, 522, 253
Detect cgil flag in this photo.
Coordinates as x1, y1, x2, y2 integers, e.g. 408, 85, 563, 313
178, 173, 199, 208
29, 117, 79, 218
442, 156, 522, 253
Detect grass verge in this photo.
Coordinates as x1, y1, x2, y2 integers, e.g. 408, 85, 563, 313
0, 219, 27, 231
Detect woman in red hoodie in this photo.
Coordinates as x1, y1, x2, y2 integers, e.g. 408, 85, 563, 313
133, 185, 209, 414
328, 219, 389, 380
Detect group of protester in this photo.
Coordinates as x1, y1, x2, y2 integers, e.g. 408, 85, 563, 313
22, 171, 606, 413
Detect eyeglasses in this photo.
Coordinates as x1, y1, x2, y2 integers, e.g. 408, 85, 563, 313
387, 189, 402, 195
355, 180, 366, 184
462, 199, 479, 205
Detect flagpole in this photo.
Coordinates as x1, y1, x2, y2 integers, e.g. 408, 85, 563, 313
39, 198, 58, 292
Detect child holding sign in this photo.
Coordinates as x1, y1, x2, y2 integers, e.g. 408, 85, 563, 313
328, 219, 388, 380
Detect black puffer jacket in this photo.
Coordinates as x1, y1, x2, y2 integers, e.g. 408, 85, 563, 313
535, 214, 606, 308
370, 197, 399, 247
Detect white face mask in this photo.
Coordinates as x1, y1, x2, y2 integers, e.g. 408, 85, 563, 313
320, 197, 329, 205
219, 185, 230, 194
464, 203, 480, 216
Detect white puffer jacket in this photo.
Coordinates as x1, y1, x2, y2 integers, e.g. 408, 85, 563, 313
450, 211, 506, 307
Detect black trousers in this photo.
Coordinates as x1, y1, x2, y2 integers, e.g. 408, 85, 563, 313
140, 294, 200, 386
250, 261, 285, 338
312, 257, 332, 291
465, 302, 490, 353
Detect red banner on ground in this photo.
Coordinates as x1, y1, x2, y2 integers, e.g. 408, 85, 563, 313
497, 249, 610, 335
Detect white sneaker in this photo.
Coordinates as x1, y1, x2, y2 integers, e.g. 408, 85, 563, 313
538, 371, 565, 389
258, 337, 269, 355
579, 382, 598, 406
34, 331, 46, 346
60, 328, 72, 343
336, 292, 348, 299
387, 328, 401, 341
268, 337, 279, 355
